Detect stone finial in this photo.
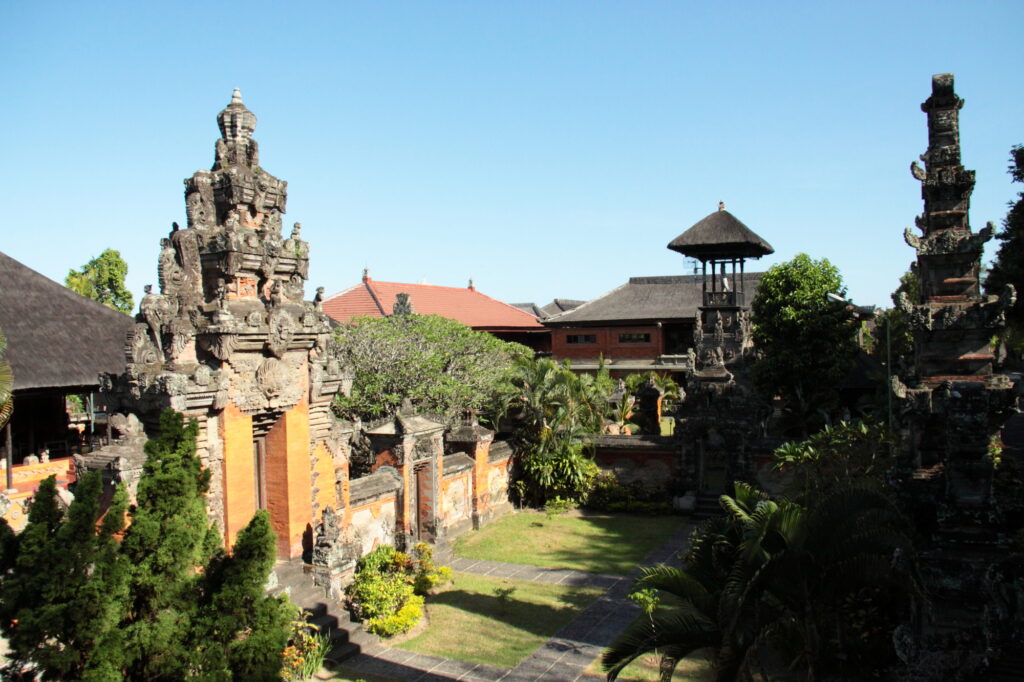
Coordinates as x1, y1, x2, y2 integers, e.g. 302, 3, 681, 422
718, 201, 725, 211
217, 88, 257, 141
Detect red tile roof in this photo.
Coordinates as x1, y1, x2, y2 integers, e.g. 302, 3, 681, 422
322, 277, 544, 331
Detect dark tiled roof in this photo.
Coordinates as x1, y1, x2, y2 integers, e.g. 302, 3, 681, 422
668, 208, 774, 260
545, 273, 762, 325
0, 251, 134, 392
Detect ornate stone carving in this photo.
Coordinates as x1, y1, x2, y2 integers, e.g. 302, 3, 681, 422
200, 333, 238, 361
256, 357, 291, 399
266, 308, 296, 358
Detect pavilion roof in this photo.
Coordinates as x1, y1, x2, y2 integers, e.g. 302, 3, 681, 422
667, 206, 774, 260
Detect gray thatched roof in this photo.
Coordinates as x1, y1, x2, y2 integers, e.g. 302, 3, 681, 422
0, 251, 134, 392
511, 298, 585, 321
667, 208, 774, 260
545, 273, 762, 326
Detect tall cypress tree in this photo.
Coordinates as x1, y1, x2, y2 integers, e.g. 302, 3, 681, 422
0, 410, 292, 680
0, 476, 63, 669
118, 410, 221, 680
192, 510, 293, 681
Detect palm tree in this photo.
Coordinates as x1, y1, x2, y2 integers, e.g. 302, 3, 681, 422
603, 482, 918, 681
498, 357, 608, 503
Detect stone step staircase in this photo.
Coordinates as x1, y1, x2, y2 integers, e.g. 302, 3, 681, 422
987, 648, 1024, 681
692, 493, 723, 519
271, 559, 375, 665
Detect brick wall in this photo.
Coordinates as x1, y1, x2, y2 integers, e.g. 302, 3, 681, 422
550, 324, 663, 360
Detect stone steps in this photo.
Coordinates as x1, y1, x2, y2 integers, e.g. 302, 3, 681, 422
692, 494, 723, 519
272, 559, 372, 665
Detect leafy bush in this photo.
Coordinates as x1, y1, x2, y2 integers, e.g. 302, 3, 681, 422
344, 544, 451, 637
517, 441, 599, 505
584, 472, 672, 514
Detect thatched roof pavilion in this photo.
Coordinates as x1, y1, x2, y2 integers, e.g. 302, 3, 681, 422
0, 250, 134, 464
0, 251, 133, 392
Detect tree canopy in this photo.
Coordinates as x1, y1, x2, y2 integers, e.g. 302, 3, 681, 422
750, 253, 860, 434
65, 248, 134, 315
333, 314, 530, 422
984, 144, 1024, 355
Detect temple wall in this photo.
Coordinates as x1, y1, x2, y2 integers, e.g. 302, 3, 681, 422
265, 402, 314, 558
311, 440, 335, 520
349, 495, 399, 556
440, 460, 473, 536
221, 402, 256, 548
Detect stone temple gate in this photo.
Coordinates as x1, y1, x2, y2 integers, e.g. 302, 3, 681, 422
83, 91, 514, 574
93, 90, 350, 558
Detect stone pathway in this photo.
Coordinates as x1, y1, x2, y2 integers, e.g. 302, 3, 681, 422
334, 521, 694, 682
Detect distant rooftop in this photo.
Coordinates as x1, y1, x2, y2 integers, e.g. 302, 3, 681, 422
512, 298, 586, 320
323, 271, 543, 331
545, 273, 763, 326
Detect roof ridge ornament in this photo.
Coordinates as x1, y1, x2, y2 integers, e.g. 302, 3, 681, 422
718, 201, 725, 211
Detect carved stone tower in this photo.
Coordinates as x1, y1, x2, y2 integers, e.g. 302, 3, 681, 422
895, 74, 1016, 504
100, 90, 350, 558
667, 202, 773, 385
667, 205, 773, 495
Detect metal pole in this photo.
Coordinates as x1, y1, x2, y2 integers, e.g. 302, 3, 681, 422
887, 316, 894, 451
5, 421, 13, 492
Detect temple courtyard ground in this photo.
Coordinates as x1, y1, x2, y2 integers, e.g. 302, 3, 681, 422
319, 511, 712, 681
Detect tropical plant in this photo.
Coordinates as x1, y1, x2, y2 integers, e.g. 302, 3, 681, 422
498, 356, 607, 504
772, 419, 896, 502
333, 314, 530, 422
602, 482, 919, 682
281, 617, 332, 681
65, 248, 134, 314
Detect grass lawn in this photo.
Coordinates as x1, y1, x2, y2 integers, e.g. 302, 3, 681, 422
396, 571, 603, 668
455, 510, 688, 576
582, 650, 715, 681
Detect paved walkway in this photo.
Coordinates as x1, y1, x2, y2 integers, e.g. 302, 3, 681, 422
334, 521, 695, 682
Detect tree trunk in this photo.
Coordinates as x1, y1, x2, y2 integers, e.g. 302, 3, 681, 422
659, 655, 677, 682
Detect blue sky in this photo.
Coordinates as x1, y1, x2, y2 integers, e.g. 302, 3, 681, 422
2, 2, 1022, 311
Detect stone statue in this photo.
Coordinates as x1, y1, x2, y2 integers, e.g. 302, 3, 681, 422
290, 222, 302, 240
314, 286, 325, 312
393, 292, 413, 316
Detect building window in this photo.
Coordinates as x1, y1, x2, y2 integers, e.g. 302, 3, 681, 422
566, 334, 597, 344
618, 333, 651, 343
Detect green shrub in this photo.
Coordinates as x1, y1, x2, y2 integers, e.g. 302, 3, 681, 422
584, 472, 673, 514
366, 594, 424, 637
345, 544, 451, 638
